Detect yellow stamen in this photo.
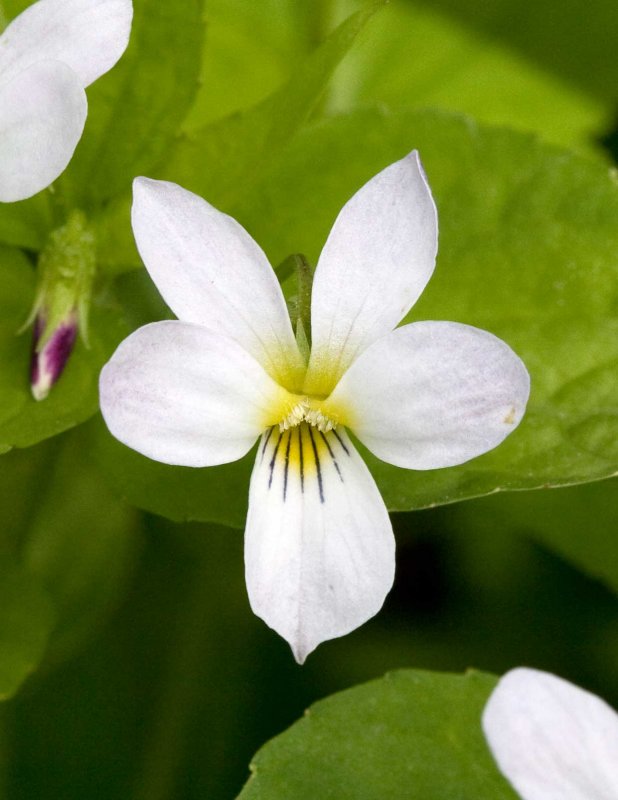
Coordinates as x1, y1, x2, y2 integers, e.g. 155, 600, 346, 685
278, 396, 338, 433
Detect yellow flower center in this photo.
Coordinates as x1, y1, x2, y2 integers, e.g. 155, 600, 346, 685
278, 396, 339, 433
263, 348, 351, 435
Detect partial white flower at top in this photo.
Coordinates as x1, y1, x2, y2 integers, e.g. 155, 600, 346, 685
0, 0, 133, 202
483, 668, 618, 799
99, 152, 530, 663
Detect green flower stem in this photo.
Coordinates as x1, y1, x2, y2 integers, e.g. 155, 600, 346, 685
278, 253, 314, 363
294, 253, 313, 351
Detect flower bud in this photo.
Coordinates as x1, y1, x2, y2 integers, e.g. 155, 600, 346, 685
24, 210, 96, 400
30, 310, 78, 401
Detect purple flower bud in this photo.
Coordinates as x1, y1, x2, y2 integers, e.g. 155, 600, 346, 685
30, 312, 78, 401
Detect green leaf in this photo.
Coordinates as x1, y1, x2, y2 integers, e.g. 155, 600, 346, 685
165, 3, 382, 208
94, 197, 141, 274
19, 431, 140, 662
408, 0, 618, 106
90, 417, 252, 528
0, 427, 139, 670
0, 193, 53, 252
0, 0, 28, 21
183, 0, 318, 131
453, 478, 618, 596
328, 0, 608, 156
0, 563, 54, 701
0, 247, 129, 450
61, 0, 205, 208
237, 108, 618, 510
237, 670, 516, 800
90, 3, 377, 276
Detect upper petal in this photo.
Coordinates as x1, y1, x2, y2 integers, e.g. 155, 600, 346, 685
326, 321, 530, 470
0, 60, 86, 202
0, 0, 132, 88
245, 424, 395, 663
131, 178, 304, 387
304, 151, 438, 395
483, 668, 618, 800
99, 320, 292, 467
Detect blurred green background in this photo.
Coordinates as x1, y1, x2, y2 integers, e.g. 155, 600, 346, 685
2, 451, 616, 798
0, 0, 617, 797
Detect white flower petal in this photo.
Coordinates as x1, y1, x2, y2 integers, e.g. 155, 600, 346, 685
483, 668, 618, 800
99, 320, 290, 467
0, 0, 133, 88
305, 151, 438, 394
0, 60, 86, 202
131, 178, 304, 386
327, 321, 530, 470
245, 424, 395, 663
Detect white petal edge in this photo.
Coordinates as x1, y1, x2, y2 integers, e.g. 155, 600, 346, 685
0, 60, 86, 203
304, 150, 438, 394
483, 668, 618, 800
245, 425, 395, 663
327, 321, 530, 470
99, 320, 290, 467
0, 0, 133, 88
131, 177, 304, 386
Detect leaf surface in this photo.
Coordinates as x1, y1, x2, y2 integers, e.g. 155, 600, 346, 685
237, 670, 516, 800
0, 563, 54, 701
165, 4, 382, 207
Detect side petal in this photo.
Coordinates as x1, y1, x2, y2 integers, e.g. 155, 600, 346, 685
326, 321, 530, 470
305, 151, 438, 395
245, 424, 395, 663
99, 320, 292, 467
483, 668, 618, 800
131, 178, 304, 387
0, 60, 86, 203
0, 0, 133, 88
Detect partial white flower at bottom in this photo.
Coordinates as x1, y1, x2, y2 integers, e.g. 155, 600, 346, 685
0, 0, 133, 202
483, 668, 618, 799
99, 152, 530, 662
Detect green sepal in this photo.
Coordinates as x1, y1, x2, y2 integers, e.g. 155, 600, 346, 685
25, 211, 96, 349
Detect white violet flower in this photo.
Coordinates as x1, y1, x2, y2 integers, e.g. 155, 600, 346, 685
0, 0, 133, 202
100, 152, 530, 662
483, 667, 618, 800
